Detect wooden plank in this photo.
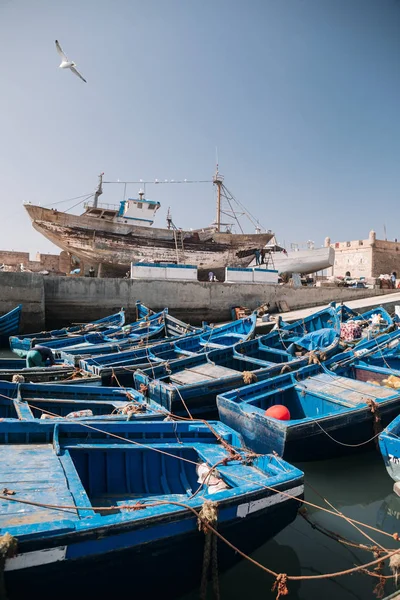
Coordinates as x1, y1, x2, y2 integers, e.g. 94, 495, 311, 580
299, 373, 396, 406
170, 363, 240, 385
0, 444, 79, 527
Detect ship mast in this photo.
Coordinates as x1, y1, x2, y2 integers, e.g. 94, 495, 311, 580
93, 172, 104, 208
213, 166, 223, 232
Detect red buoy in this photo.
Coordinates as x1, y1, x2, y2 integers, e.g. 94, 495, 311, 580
265, 405, 291, 420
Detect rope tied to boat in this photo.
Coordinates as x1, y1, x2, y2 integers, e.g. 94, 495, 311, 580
0, 533, 17, 600
138, 384, 148, 396
272, 573, 289, 599
280, 365, 292, 375
118, 403, 146, 416
308, 351, 319, 365
372, 575, 386, 599
198, 500, 218, 533
366, 398, 382, 448
390, 553, 400, 585
242, 371, 257, 384
198, 501, 220, 600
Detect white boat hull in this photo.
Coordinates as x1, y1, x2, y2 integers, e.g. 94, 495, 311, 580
261, 246, 335, 274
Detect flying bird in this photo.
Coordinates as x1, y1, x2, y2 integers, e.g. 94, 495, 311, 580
55, 40, 87, 83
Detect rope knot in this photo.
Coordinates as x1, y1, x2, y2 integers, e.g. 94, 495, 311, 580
139, 384, 148, 396
198, 500, 218, 534
366, 398, 382, 448
390, 552, 400, 585
243, 371, 257, 385
280, 364, 291, 375
308, 351, 319, 365
272, 573, 289, 599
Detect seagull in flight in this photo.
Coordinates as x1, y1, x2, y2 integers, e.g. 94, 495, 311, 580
55, 40, 87, 83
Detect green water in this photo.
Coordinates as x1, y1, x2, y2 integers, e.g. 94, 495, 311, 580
180, 450, 399, 600
1, 349, 399, 599
0, 349, 15, 358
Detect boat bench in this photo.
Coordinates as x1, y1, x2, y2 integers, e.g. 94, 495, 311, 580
295, 373, 396, 409
170, 364, 240, 385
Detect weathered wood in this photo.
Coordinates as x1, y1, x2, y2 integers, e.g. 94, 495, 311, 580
170, 363, 240, 385
300, 373, 394, 405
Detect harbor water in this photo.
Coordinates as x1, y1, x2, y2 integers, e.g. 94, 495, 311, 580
179, 450, 399, 600
2, 349, 399, 600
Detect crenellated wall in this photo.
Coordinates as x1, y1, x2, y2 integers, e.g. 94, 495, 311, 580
331, 231, 400, 278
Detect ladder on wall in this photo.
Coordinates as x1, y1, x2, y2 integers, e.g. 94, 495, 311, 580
173, 228, 185, 264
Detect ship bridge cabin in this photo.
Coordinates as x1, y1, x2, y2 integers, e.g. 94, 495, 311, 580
83, 191, 160, 227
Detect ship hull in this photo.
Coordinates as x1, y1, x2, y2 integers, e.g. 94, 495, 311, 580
24, 205, 273, 271
259, 246, 335, 275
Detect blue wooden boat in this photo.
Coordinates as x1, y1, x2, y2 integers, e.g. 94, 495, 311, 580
256, 304, 341, 360
164, 312, 203, 337
31, 311, 168, 359
0, 357, 89, 383
98, 310, 202, 344
177, 312, 257, 352
133, 346, 309, 416
0, 382, 165, 422
0, 304, 22, 346
62, 312, 256, 367
337, 304, 394, 346
0, 420, 303, 600
217, 361, 400, 461
379, 415, 400, 484
325, 329, 400, 371
0, 381, 140, 402
136, 301, 152, 320
60, 326, 200, 366
10, 308, 126, 356
79, 314, 258, 389
79, 342, 196, 385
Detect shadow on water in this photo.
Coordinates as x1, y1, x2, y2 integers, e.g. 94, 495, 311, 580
180, 450, 400, 600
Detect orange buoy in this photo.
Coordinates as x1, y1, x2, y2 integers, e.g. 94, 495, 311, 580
265, 405, 291, 420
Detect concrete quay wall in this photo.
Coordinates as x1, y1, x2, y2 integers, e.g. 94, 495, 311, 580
1, 272, 399, 332
0, 272, 45, 331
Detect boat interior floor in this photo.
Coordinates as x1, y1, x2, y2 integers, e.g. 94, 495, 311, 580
0, 444, 79, 527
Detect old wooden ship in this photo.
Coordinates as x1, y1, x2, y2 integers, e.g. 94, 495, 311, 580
24, 171, 273, 276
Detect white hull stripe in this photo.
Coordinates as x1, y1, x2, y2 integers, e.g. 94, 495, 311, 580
236, 485, 304, 519
5, 546, 67, 572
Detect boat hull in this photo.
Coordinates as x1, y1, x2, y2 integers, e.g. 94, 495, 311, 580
261, 246, 335, 275
4, 480, 302, 600
1, 419, 303, 600
217, 363, 400, 461
0, 305, 22, 346
24, 205, 273, 271
379, 414, 400, 483
218, 396, 400, 462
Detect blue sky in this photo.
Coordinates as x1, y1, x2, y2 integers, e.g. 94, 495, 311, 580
1, 0, 400, 256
